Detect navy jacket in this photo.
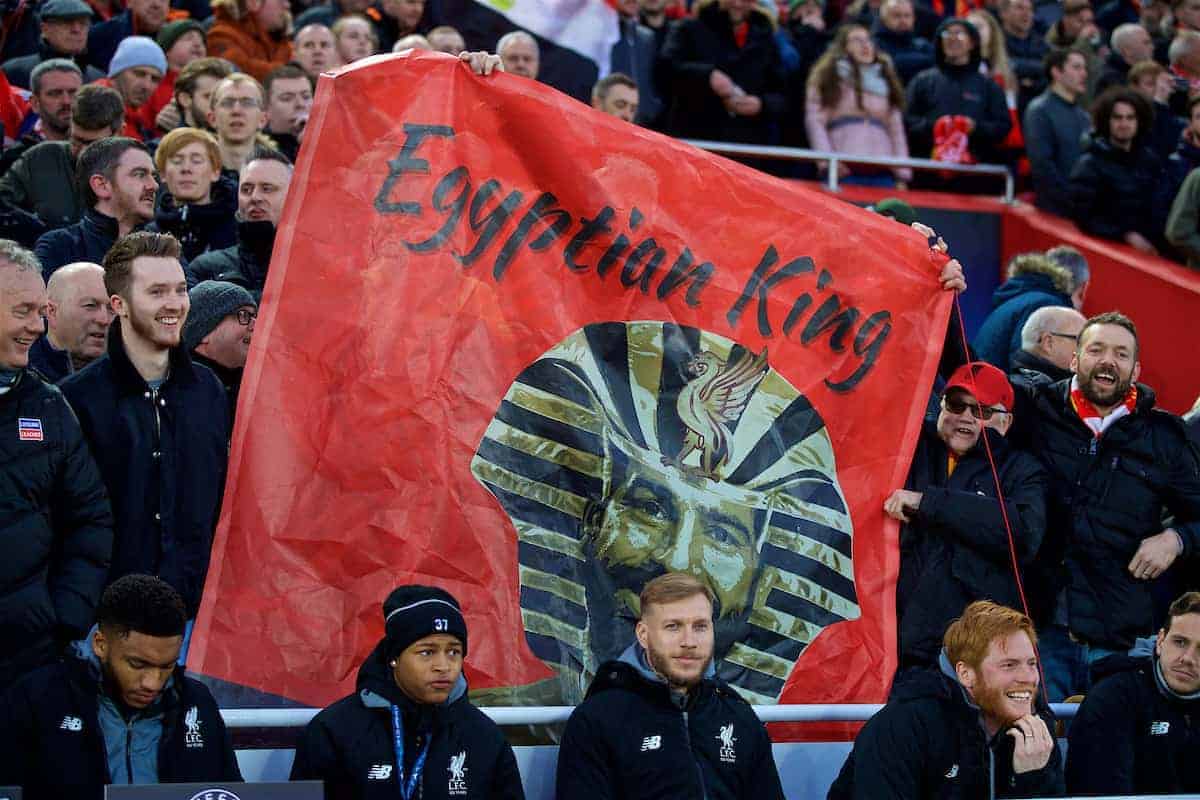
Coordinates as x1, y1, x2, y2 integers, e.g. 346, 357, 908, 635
1067, 657, 1200, 795
828, 660, 1064, 799
2, 40, 104, 89
186, 219, 275, 298
0, 370, 111, 689
59, 320, 229, 616
1010, 378, 1200, 646
972, 272, 1072, 372
557, 645, 785, 800
290, 640, 524, 800
611, 16, 663, 126
1069, 137, 1165, 245
27, 335, 73, 384
0, 643, 241, 799
148, 174, 239, 263
873, 25, 935, 84
34, 207, 124, 280
897, 423, 1047, 667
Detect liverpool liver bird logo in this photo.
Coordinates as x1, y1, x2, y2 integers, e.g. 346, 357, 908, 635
666, 347, 769, 479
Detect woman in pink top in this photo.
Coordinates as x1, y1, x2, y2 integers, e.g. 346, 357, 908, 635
805, 24, 912, 187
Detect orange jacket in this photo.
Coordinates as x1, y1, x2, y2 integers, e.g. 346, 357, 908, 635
206, 6, 292, 82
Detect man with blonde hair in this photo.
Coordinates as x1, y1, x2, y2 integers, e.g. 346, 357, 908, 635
829, 601, 1064, 798
556, 572, 785, 800
207, 72, 268, 172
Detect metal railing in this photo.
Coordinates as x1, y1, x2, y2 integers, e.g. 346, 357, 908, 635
220, 703, 1078, 729
682, 138, 1015, 203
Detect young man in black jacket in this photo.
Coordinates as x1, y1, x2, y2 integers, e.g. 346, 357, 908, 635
1066, 590, 1200, 794
60, 232, 229, 630
0, 574, 242, 799
828, 600, 1064, 799
889, 362, 1048, 668
556, 572, 785, 800
290, 584, 525, 800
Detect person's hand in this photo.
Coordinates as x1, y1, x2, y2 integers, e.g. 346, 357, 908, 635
459, 50, 503, 75
710, 68, 735, 98
799, 4, 825, 30
1078, 21, 1101, 43
729, 94, 762, 116
1129, 529, 1183, 579
156, 101, 182, 132
884, 489, 923, 522
911, 221, 947, 252
1007, 715, 1054, 774
1124, 231, 1158, 254
939, 258, 966, 292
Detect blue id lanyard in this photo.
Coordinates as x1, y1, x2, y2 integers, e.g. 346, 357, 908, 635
391, 705, 431, 800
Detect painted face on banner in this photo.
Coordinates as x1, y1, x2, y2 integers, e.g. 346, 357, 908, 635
470, 321, 859, 704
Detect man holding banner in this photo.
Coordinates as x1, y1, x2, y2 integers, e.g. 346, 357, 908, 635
186, 48, 969, 715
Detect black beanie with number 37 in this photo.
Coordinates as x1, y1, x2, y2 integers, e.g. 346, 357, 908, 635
383, 585, 468, 660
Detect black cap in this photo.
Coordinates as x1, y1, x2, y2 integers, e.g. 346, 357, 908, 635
383, 585, 468, 660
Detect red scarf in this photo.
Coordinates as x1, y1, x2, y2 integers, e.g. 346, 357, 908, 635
1070, 381, 1138, 438
733, 21, 748, 48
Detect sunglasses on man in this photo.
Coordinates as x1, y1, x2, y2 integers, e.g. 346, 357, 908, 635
942, 395, 1008, 421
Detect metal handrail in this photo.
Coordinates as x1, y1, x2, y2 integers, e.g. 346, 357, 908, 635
682, 138, 1015, 203
219, 703, 1078, 729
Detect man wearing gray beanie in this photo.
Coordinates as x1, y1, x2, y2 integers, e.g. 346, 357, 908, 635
102, 36, 166, 141
291, 584, 525, 799
184, 279, 255, 420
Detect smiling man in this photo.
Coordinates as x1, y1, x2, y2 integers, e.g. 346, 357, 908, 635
60, 232, 230, 635
29, 261, 113, 382
886, 362, 1047, 668
829, 600, 1064, 799
1067, 591, 1200, 794
1010, 311, 1200, 702
0, 575, 241, 798
557, 572, 785, 800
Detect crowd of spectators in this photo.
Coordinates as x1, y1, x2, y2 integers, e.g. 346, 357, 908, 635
0, 0, 1197, 796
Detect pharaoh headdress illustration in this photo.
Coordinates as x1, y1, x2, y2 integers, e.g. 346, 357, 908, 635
470, 322, 859, 704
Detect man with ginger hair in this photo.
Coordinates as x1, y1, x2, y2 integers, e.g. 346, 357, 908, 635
828, 601, 1065, 799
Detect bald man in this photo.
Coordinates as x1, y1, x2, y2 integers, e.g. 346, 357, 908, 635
1011, 305, 1087, 382
497, 30, 539, 79
29, 261, 112, 382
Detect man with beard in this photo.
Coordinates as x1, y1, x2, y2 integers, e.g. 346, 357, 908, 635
0, 84, 125, 231
34, 138, 158, 278
0, 574, 241, 797
1066, 590, 1200, 795
155, 57, 234, 134
29, 261, 113, 382
888, 363, 1048, 669
1012, 306, 1087, 383
1009, 311, 1200, 701
60, 232, 230, 635
0, 59, 82, 173
182, 280, 255, 420
98, 37, 166, 141
556, 573, 785, 800
829, 601, 1063, 799
186, 146, 291, 296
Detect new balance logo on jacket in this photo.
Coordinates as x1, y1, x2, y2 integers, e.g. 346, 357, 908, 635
367, 764, 393, 780
59, 716, 83, 731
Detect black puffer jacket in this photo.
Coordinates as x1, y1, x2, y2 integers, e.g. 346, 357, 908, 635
556, 645, 785, 800
59, 321, 229, 617
150, 174, 239, 263
0, 642, 241, 799
904, 18, 1011, 163
1068, 137, 1164, 245
1066, 656, 1200, 795
897, 422, 1048, 667
186, 219, 275, 299
290, 640, 524, 800
33, 208, 124, 280
0, 371, 112, 689
828, 660, 1065, 799
1010, 378, 1200, 648
659, 2, 788, 144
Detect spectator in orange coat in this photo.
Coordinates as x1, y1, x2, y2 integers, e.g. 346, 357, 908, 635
207, 0, 292, 81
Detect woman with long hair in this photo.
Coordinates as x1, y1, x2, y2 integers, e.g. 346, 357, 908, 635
805, 23, 911, 187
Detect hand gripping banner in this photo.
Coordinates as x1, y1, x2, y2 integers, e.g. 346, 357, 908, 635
189, 50, 952, 709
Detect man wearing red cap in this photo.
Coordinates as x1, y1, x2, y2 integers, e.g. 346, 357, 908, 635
885, 361, 1048, 668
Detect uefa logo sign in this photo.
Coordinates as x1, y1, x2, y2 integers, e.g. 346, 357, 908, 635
187, 790, 242, 800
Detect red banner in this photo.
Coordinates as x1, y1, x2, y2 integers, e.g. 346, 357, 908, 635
189, 50, 952, 709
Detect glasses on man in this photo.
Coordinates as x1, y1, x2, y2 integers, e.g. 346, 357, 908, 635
217, 96, 262, 110
236, 309, 257, 326
942, 395, 1007, 420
